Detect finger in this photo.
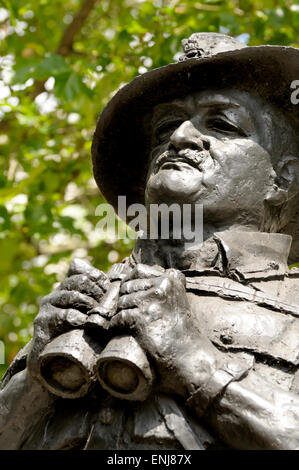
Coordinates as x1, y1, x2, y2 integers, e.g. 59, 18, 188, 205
41, 290, 98, 313
67, 258, 95, 276
120, 278, 154, 295
53, 308, 88, 331
59, 274, 106, 303
85, 313, 110, 331
118, 286, 165, 310
67, 258, 110, 286
123, 263, 165, 281
33, 307, 87, 346
107, 263, 132, 281
165, 268, 186, 287
109, 308, 140, 329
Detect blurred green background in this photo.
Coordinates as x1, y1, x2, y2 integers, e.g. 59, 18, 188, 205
1, 0, 299, 379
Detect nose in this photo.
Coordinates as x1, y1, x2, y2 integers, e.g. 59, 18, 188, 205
169, 120, 210, 152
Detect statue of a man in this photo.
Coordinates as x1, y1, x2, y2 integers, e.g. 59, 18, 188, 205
1, 33, 299, 450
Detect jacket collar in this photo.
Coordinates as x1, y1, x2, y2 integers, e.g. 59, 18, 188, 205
131, 231, 292, 281
207, 231, 291, 281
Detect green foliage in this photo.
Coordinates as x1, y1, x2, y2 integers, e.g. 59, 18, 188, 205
0, 0, 299, 379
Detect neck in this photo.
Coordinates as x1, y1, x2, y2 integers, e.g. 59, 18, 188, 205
136, 222, 260, 270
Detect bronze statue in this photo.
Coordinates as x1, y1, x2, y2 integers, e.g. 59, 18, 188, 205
1, 33, 299, 450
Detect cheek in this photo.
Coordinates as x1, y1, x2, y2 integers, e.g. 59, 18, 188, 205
203, 140, 276, 210
210, 140, 274, 185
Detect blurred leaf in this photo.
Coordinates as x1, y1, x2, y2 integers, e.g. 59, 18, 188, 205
54, 71, 93, 100
35, 53, 70, 78
11, 58, 40, 84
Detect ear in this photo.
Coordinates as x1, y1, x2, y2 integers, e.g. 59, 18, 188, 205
265, 155, 299, 206
277, 155, 299, 195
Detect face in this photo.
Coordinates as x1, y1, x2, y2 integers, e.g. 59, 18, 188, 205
145, 89, 279, 229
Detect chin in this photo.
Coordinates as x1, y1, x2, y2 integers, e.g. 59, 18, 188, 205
146, 169, 204, 204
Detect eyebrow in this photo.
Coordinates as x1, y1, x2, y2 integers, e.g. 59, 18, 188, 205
152, 103, 188, 116
196, 101, 241, 109
153, 100, 241, 117
152, 105, 189, 128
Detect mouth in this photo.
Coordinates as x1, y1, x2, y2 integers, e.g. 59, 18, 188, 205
160, 158, 198, 170
156, 149, 208, 171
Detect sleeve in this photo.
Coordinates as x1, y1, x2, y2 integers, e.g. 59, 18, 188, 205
1, 340, 32, 390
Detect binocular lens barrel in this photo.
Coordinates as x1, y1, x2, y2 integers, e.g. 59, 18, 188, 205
38, 329, 102, 399
96, 335, 154, 401
38, 331, 154, 401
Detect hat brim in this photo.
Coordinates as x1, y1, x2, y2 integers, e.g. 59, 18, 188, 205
92, 45, 299, 263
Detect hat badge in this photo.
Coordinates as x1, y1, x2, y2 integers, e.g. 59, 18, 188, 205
180, 32, 246, 61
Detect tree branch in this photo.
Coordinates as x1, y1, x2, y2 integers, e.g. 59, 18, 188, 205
56, 0, 98, 56
31, 0, 98, 98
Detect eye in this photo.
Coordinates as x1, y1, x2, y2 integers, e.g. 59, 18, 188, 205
206, 118, 247, 137
155, 119, 184, 143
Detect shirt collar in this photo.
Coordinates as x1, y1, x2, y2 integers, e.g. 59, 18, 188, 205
131, 231, 292, 281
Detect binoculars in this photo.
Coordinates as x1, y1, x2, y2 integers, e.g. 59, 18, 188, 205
38, 330, 154, 401
38, 264, 154, 401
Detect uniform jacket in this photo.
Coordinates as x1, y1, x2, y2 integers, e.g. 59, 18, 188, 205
1, 231, 298, 450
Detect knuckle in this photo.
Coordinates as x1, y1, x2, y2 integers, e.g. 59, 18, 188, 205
96, 316, 109, 330
147, 303, 161, 317
154, 286, 166, 298
135, 264, 144, 277
127, 279, 137, 290
98, 269, 108, 279
90, 269, 108, 283
125, 279, 146, 293
168, 268, 185, 285
33, 315, 43, 328
40, 293, 53, 306
41, 290, 65, 306
160, 277, 171, 291
65, 309, 86, 326
120, 280, 130, 294
67, 259, 77, 272
79, 274, 89, 283
68, 258, 91, 274
110, 311, 123, 328
118, 295, 128, 308
109, 316, 118, 329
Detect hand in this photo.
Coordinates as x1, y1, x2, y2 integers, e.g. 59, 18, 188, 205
94, 264, 196, 394
27, 258, 110, 381
94, 263, 227, 398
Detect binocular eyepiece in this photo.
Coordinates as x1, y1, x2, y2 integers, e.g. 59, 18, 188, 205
38, 329, 154, 401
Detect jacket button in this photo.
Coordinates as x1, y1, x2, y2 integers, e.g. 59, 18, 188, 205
99, 407, 115, 425
220, 332, 233, 345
